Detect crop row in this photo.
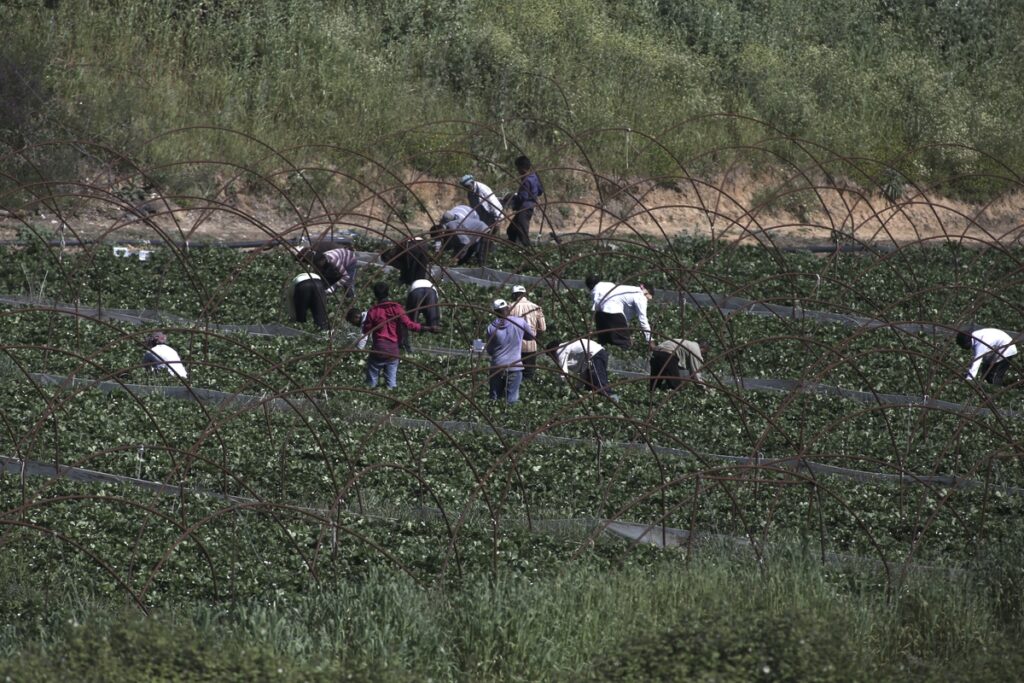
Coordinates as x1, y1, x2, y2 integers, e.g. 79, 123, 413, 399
5, 234, 1024, 330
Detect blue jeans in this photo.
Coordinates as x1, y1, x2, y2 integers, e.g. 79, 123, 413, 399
489, 368, 523, 403
366, 357, 398, 388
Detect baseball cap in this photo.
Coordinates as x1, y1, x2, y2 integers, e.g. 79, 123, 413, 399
459, 174, 475, 187
492, 298, 509, 310
511, 285, 527, 294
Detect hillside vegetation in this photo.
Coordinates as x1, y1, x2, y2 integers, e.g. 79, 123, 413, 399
2, 0, 1023, 201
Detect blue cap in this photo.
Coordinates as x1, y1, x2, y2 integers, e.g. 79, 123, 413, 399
459, 174, 474, 187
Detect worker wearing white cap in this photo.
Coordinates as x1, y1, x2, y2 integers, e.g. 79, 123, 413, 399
459, 174, 504, 227
508, 284, 546, 380
485, 298, 535, 403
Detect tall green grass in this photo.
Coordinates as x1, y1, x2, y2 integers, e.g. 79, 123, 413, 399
2, 0, 1023, 201
2, 545, 1022, 681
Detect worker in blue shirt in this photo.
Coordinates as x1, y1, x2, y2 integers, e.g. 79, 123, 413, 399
508, 155, 543, 247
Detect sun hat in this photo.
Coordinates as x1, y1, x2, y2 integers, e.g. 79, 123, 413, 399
492, 298, 509, 310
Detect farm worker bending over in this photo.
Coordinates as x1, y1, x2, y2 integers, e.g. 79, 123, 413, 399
143, 331, 187, 379
360, 282, 438, 389
459, 174, 504, 228
508, 284, 546, 380
585, 275, 654, 350
380, 236, 430, 286
650, 338, 706, 391
432, 205, 491, 266
486, 298, 535, 404
311, 241, 359, 298
400, 278, 442, 352
287, 247, 332, 331
956, 327, 1018, 386
545, 337, 618, 401
507, 155, 543, 247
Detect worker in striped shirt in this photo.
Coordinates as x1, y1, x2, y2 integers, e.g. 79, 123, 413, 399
310, 244, 359, 298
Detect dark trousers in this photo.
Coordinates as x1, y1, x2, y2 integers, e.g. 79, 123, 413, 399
650, 350, 683, 390
578, 349, 612, 395
293, 279, 329, 330
400, 287, 439, 351
507, 208, 533, 247
980, 353, 1012, 386
457, 239, 487, 266
595, 311, 631, 348
522, 350, 539, 380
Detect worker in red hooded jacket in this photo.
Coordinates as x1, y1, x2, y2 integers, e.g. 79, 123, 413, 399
358, 282, 438, 388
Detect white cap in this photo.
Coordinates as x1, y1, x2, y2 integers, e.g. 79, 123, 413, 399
492, 298, 509, 311
511, 285, 527, 294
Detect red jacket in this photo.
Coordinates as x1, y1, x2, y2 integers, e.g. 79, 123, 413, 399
363, 301, 421, 357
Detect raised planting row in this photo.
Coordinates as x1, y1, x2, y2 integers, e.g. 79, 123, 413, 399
6, 380, 1024, 547
4, 383, 1023, 616
1, 280, 1014, 402
4, 233, 1024, 331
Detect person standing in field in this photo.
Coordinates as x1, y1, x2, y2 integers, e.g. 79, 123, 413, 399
956, 327, 1018, 386
485, 298, 535, 404
359, 282, 437, 389
508, 284, 546, 380
507, 155, 543, 247
650, 338, 706, 391
585, 275, 654, 350
142, 331, 188, 379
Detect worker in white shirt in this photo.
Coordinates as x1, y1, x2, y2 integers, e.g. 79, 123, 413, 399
544, 337, 618, 400
459, 174, 504, 228
401, 278, 441, 352
142, 331, 187, 379
956, 327, 1018, 386
584, 275, 655, 350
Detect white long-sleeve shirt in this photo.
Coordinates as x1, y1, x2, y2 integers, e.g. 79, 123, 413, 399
554, 338, 605, 379
143, 344, 187, 378
466, 180, 504, 220
966, 328, 1018, 379
592, 283, 652, 341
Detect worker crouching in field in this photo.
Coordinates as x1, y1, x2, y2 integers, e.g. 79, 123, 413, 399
585, 275, 654, 350
508, 285, 546, 380
650, 338, 706, 391
956, 327, 1018, 386
544, 337, 618, 401
311, 242, 359, 299
400, 278, 441, 353
486, 298, 535, 404
286, 244, 358, 331
360, 282, 438, 389
143, 331, 187, 379
432, 205, 491, 266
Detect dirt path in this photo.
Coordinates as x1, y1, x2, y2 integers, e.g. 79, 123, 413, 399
3, 169, 1021, 248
